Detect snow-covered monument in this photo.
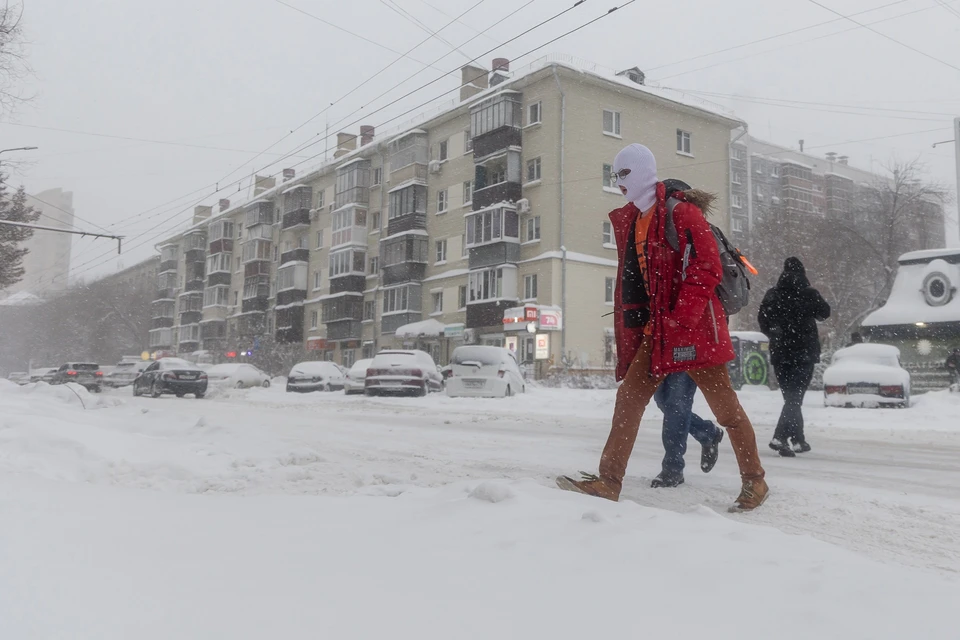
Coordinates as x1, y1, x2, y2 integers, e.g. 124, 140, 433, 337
861, 248, 960, 391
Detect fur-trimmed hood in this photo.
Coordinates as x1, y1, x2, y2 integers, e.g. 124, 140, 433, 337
679, 189, 717, 217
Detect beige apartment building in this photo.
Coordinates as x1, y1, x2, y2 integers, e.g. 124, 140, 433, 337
150, 55, 743, 373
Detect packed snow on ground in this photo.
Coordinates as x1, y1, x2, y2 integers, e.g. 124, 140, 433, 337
1, 380, 959, 639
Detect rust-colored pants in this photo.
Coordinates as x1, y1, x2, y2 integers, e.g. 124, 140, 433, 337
601, 338, 765, 484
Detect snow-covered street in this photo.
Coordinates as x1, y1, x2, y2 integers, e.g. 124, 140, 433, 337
2, 380, 960, 638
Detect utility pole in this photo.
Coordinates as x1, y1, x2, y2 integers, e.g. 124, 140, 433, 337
955, 117, 960, 243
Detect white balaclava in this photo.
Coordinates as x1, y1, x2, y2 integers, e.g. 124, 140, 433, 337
612, 143, 657, 211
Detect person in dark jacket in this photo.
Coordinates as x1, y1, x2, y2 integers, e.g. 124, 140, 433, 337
758, 257, 831, 455
946, 348, 960, 388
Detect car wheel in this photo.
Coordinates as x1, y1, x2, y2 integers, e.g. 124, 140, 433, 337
324, 383, 331, 392
150, 382, 162, 398
195, 392, 205, 399
132, 384, 141, 397
417, 383, 427, 397
235, 381, 244, 389
505, 385, 512, 397
262, 379, 271, 388
176, 392, 185, 398
365, 389, 378, 397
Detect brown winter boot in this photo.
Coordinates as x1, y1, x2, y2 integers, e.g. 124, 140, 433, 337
556, 472, 622, 501
728, 479, 769, 512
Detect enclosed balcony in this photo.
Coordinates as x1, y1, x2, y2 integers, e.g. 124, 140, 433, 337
236, 312, 266, 337
381, 232, 428, 286
178, 323, 201, 350
328, 247, 366, 295
331, 206, 368, 248
334, 159, 371, 209
208, 219, 235, 255
275, 306, 304, 344
159, 244, 179, 274
276, 262, 308, 307
184, 231, 206, 262
205, 252, 232, 287
241, 238, 272, 264
465, 265, 518, 329
280, 248, 310, 265
465, 205, 521, 270
282, 185, 313, 230
244, 200, 274, 228
178, 292, 203, 326
473, 150, 522, 210
380, 283, 422, 334
387, 183, 427, 236
151, 300, 175, 329
388, 131, 428, 180
470, 93, 522, 158
148, 328, 173, 350
241, 275, 270, 313
323, 294, 363, 342
155, 272, 179, 301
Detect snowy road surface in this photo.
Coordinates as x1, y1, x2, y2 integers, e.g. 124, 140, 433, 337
1, 380, 959, 638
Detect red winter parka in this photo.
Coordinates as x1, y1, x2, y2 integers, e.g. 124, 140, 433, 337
609, 182, 735, 381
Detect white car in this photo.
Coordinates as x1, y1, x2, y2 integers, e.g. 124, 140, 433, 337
823, 343, 910, 408
206, 363, 272, 389
7, 372, 29, 385
285, 361, 346, 393
365, 350, 443, 397
104, 361, 150, 388
445, 346, 526, 398
343, 359, 374, 395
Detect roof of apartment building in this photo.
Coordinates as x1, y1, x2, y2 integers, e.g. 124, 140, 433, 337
155, 54, 745, 249
735, 135, 889, 187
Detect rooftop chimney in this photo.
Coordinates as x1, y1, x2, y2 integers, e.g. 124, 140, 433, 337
334, 132, 357, 159
282, 168, 295, 182
192, 205, 212, 225
219, 198, 230, 212
490, 57, 511, 87
360, 125, 375, 147
838, 155, 849, 165
825, 152, 838, 163
253, 174, 276, 196
460, 64, 488, 101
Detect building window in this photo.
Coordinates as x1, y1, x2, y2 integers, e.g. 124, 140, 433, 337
315, 229, 324, 249
332, 207, 366, 246
373, 167, 382, 186
463, 180, 473, 204
677, 129, 692, 155
470, 94, 522, 138
329, 248, 365, 277
314, 270, 322, 290
316, 190, 325, 209
208, 220, 234, 242
732, 172, 742, 185
235, 257, 241, 272
465, 207, 520, 247
299, 234, 309, 250
528, 101, 542, 125
524, 274, 538, 300
273, 246, 279, 262
733, 195, 744, 209
603, 109, 621, 136
437, 189, 448, 213
432, 291, 443, 314
526, 157, 541, 183
732, 217, 745, 232
382, 235, 429, 267
310, 311, 319, 330
464, 129, 473, 153
605, 277, 615, 304
369, 256, 379, 274
342, 350, 356, 369
731, 147, 746, 161
602, 164, 618, 191
388, 184, 427, 220
370, 210, 381, 231
435, 239, 447, 263
278, 263, 306, 291
458, 285, 467, 309
205, 252, 232, 274
234, 291, 239, 306
237, 224, 243, 239
383, 285, 417, 314
243, 275, 269, 300
468, 267, 515, 303
602, 221, 614, 246
604, 331, 615, 367
772, 165, 780, 177
203, 285, 230, 308
438, 139, 448, 162
525, 216, 541, 242
363, 300, 375, 321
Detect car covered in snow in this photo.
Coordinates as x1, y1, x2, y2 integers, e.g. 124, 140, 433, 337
51, 362, 104, 392
445, 346, 526, 398
365, 350, 443, 397
29, 367, 58, 384
343, 358, 374, 395
7, 371, 30, 385
285, 361, 345, 393
132, 358, 207, 398
205, 363, 272, 389
104, 361, 150, 388
823, 344, 911, 408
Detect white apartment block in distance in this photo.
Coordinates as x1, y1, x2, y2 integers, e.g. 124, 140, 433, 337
150, 54, 744, 373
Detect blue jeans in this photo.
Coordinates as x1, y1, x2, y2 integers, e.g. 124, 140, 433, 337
654, 372, 721, 476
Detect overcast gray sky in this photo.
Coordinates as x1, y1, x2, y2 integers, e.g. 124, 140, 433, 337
3, 0, 958, 280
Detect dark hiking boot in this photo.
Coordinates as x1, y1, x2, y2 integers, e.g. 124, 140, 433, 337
650, 472, 685, 488
728, 479, 769, 512
556, 472, 621, 501
791, 438, 811, 453
769, 438, 796, 457
701, 428, 724, 473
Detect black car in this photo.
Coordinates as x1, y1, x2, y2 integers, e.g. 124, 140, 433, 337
132, 358, 207, 398
52, 362, 104, 392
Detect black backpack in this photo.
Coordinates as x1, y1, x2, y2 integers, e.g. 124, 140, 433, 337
664, 196, 751, 316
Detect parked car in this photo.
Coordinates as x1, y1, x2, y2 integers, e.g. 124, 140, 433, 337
823, 343, 910, 408
445, 346, 526, 398
52, 363, 104, 392
285, 361, 346, 393
365, 350, 443, 397
30, 367, 58, 383
343, 358, 374, 395
206, 363, 271, 389
7, 372, 29, 385
132, 358, 207, 398
104, 361, 150, 388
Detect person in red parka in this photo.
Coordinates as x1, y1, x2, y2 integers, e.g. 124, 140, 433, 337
557, 143, 768, 512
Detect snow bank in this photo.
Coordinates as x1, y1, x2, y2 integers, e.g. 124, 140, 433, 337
1, 477, 958, 639
0, 379, 123, 409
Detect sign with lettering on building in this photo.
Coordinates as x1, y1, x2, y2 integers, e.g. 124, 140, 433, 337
538, 308, 562, 331
535, 334, 550, 360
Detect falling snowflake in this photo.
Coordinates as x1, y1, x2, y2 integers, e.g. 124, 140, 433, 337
917, 339, 933, 356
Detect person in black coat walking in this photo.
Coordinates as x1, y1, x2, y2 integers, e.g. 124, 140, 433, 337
758, 257, 831, 456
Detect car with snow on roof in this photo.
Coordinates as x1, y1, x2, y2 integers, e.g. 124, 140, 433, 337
445, 346, 526, 398
365, 350, 443, 397
823, 344, 910, 408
